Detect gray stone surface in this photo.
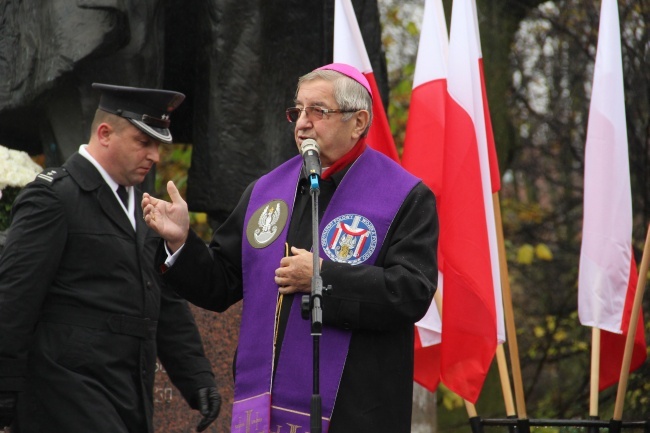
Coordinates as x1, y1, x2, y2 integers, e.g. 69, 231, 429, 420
0, 2, 390, 432
0, 0, 165, 161
0, 0, 387, 218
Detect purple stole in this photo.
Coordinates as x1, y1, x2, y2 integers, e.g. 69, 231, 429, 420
233, 148, 420, 433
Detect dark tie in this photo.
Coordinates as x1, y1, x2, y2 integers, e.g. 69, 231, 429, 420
116, 185, 129, 207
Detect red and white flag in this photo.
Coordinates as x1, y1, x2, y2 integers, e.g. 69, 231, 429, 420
438, 0, 505, 403
402, 0, 448, 197
333, 0, 400, 162
402, 0, 449, 393
578, 0, 646, 391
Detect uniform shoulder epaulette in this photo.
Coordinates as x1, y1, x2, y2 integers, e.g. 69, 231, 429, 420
35, 168, 69, 184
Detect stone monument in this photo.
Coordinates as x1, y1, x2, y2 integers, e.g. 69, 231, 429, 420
0, 1, 388, 431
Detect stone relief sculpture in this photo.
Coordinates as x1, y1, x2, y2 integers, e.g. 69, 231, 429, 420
0, 3, 387, 429
0, 0, 166, 162
0, 0, 387, 218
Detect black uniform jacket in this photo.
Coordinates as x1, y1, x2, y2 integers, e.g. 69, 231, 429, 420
159, 161, 439, 433
0, 152, 215, 433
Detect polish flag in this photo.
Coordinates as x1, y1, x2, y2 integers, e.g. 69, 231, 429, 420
438, 0, 505, 403
402, 0, 449, 393
333, 0, 400, 162
578, 0, 646, 391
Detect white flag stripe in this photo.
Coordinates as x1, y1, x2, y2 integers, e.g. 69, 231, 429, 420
411, 0, 447, 349
470, 0, 506, 345
333, 0, 373, 73
412, 0, 448, 88
578, 0, 632, 334
470, 0, 482, 57
448, 0, 505, 343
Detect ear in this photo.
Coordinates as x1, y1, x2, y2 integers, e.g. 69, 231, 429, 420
96, 123, 113, 147
351, 110, 370, 139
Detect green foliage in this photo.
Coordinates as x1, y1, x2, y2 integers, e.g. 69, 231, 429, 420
154, 143, 193, 194
438, 384, 465, 411
498, 0, 650, 422
379, 1, 420, 155
387, 63, 416, 154
390, 0, 650, 428
155, 144, 212, 241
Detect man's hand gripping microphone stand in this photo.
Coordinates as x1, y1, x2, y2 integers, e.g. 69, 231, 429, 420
299, 139, 330, 433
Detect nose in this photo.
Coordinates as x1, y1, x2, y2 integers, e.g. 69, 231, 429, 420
295, 110, 312, 128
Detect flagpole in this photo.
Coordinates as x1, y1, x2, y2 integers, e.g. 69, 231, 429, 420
612, 223, 650, 421
589, 327, 601, 418
434, 288, 443, 315
465, 400, 478, 417
493, 193, 528, 418
496, 344, 516, 416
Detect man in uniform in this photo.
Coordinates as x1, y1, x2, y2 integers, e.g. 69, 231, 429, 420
143, 63, 438, 433
0, 84, 221, 433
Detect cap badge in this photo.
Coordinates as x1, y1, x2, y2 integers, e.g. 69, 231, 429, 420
141, 114, 171, 128
321, 214, 377, 265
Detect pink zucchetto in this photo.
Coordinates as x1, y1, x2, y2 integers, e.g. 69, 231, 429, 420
316, 63, 373, 100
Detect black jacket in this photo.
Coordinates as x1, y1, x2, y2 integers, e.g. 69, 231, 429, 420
0, 152, 215, 433
160, 159, 439, 433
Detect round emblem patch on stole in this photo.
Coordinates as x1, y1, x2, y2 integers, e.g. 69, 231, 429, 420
321, 214, 378, 265
246, 200, 289, 248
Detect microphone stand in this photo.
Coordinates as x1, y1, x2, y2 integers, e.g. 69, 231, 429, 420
301, 172, 327, 433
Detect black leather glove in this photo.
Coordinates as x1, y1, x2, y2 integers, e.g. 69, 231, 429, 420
195, 386, 221, 432
0, 391, 17, 428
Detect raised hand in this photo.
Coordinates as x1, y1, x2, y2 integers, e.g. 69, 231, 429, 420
142, 180, 190, 252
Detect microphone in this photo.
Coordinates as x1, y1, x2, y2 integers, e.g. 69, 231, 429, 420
300, 139, 321, 189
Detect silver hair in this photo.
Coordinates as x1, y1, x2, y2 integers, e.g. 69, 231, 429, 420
296, 69, 373, 137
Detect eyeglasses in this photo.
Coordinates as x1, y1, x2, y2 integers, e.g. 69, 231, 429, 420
285, 106, 358, 123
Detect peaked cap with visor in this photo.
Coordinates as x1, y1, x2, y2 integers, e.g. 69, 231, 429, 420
92, 83, 185, 144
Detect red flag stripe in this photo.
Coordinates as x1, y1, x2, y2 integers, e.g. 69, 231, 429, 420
478, 59, 500, 192
414, 328, 442, 392
402, 79, 447, 196
599, 255, 647, 390
332, 0, 400, 162
364, 72, 400, 162
439, 94, 497, 403
403, 0, 448, 394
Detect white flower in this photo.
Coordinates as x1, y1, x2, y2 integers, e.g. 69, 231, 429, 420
0, 145, 43, 191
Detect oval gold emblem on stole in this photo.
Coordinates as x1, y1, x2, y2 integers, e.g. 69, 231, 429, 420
246, 200, 289, 248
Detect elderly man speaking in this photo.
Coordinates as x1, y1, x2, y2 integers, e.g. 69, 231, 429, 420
143, 63, 438, 433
